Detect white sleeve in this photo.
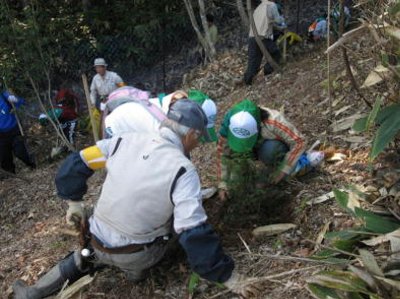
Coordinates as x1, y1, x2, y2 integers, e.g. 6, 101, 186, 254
172, 168, 208, 234
95, 138, 115, 159
268, 3, 283, 24
113, 73, 124, 85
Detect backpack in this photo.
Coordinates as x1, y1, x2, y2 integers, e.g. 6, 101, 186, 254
105, 86, 167, 122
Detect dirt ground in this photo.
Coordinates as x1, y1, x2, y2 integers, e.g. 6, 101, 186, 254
0, 31, 389, 299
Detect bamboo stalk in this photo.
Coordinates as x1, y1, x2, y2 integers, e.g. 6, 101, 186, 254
82, 74, 99, 142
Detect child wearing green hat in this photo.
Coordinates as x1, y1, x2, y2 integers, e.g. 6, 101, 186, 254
187, 90, 218, 142
217, 99, 323, 200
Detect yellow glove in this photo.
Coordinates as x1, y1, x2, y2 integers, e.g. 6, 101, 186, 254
277, 32, 303, 46
86, 107, 101, 135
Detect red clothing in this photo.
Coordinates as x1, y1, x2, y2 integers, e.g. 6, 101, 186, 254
54, 89, 80, 120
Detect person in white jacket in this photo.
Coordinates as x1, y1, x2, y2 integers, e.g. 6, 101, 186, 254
12, 99, 260, 299
104, 88, 218, 142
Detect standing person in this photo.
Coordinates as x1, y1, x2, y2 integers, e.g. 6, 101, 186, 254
243, 0, 286, 85
39, 88, 80, 149
206, 14, 218, 46
0, 89, 35, 173
89, 58, 125, 135
13, 99, 260, 299
217, 99, 324, 200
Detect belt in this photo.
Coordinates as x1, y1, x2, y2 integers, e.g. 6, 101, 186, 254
90, 234, 168, 255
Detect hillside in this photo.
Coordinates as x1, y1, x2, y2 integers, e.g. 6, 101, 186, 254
2, 28, 393, 299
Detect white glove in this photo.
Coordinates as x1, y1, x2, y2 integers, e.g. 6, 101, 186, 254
66, 200, 84, 226
7, 95, 18, 103
100, 102, 107, 111
224, 271, 261, 298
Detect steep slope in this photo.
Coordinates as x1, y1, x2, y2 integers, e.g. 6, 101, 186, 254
1, 34, 381, 299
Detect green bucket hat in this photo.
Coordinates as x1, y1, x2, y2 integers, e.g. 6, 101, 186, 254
188, 90, 218, 142
227, 99, 260, 153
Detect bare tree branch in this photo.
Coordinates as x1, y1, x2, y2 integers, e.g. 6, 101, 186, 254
183, 0, 212, 60
325, 24, 368, 54
27, 74, 74, 151
236, 0, 249, 30
198, 0, 216, 60
339, 0, 372, 108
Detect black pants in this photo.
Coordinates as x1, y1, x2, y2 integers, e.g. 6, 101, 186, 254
0, 127, 35, 173
60, 120, 77, 145
244, 37, 281, 85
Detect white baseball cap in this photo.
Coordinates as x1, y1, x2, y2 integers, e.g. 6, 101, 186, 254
188, 90, 218, 142
227, 99, 260, 152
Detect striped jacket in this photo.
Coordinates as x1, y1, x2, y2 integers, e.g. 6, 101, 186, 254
217, 106, 306, 189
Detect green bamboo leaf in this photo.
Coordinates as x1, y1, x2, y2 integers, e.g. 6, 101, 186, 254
370, 117, 400, 160
359, 249, 384, 277
375, 104, 400, 125
312, 249, 339, 259
333, 189, 357, 215
352, 117, 368, 133
370, 108, 400, 159
307, 270, 373, 295
366, 97, 382, 130
381, 53, 390, 68
332, 239, 358, 252
307, 283, 341, 299
347, 292, 367, 299
354, 208, 400, 234
188, 272, 200, 295
325, 229, 367, 240
334, 189, 350, 210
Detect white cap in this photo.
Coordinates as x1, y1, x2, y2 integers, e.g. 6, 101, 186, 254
94, 58, 107, 67
201, 98, 217, 129
228, 111, 258, 139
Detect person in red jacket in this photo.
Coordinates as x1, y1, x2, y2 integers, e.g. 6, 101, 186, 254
54, 89, 80, 120
39, 88, 80, 149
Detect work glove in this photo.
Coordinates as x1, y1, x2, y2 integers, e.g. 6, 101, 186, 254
201, 187, 217, 200
39, 113, 48, 126
7, 95, 18, 103
100, 102, 107, 111
224, 271, 261, 298
66, 200, 84, 227
218, 188, 230, 202
271, 170, 286, 184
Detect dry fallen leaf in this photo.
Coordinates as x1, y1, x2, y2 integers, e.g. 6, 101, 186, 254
252, 223, 297, 237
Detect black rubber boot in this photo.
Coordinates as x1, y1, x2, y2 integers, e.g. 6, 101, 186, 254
13, 251, 86, 299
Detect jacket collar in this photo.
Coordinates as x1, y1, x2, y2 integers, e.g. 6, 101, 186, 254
159, 127, 184, 153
